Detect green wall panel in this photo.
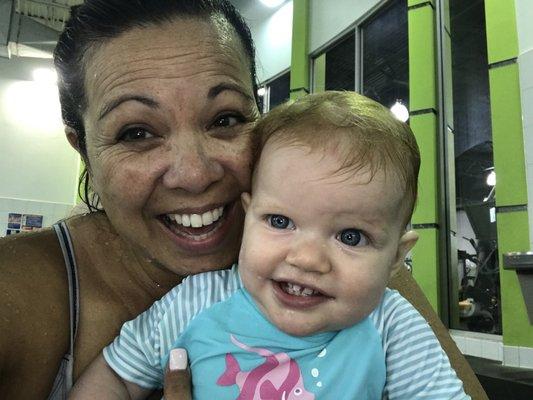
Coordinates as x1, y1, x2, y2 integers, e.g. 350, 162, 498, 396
408, 4, 437, 111
484, 0, 519, 64
290, 0, 309, 100
412, 227, 440, 311
408, 0, 435, 7
489, 64, 527, 206
313, 53, 325, 93
497, 211, 533, 346
410, 113, 439, 224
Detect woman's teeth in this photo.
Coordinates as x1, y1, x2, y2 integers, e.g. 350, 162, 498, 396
282, 282, 319, 297
167, 206, 224, 228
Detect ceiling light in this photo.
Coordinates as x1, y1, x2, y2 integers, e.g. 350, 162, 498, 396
390, 100, 409, 122
32, 68, 57, 84
260, 0, 286, 8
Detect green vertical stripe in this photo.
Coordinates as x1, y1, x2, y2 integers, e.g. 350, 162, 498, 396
313, 53, 326, 93
408, 2, 440, 311
489, 64, 528, 206
485, 0, 531, 347
412, 228, 440, 310
498, 211, 533, 346
410, 113, 439, 224
484, 0, 519, 64
290, 0, 309, 100
408, 4, 437, 111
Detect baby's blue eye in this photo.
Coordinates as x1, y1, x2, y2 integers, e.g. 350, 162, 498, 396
268, 215, 294, 229
338, 229, 365, 246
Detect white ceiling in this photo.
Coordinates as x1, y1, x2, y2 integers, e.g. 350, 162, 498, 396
16, 0, 83, 31
14, 0, 281, 32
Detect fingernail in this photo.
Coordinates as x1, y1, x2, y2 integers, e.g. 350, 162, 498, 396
169, 348, 188, 371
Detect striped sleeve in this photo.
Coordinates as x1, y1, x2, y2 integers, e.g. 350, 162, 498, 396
103, 265, 241, 389
370, 289, 471, 400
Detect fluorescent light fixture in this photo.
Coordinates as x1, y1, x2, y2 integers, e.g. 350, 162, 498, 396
260, 0, 286, 8
390, 100, 409, 122
32, 68, 58, 84
486, 170, 496, 186
257, 87, 266, 97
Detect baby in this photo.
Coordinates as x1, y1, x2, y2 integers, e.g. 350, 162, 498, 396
71, 91, 470, 399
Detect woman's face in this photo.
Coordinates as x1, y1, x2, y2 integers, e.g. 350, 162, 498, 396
80, 17, 259, 276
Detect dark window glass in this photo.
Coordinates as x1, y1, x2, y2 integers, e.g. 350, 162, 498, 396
268, 71, 290, 109
325, 32, 355, 91
450, 0, 500, 334
361, 0, 408, 109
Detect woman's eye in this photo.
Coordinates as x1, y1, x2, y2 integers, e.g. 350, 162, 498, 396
337, 229, 368, 247
267, 214, 294, 230
118, 127, 155, 142
212, 114, 244, 128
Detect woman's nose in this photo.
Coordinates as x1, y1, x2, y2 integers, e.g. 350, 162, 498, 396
161, 133, 224, 194
285, 237, 332, 274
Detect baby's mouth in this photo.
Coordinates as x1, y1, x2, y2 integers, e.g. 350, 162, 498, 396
279, 281, 322, 297
160, 205, 226, 238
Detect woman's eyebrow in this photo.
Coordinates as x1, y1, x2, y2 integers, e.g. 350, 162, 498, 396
208, 82, 254, 102
98, 95, 160, 121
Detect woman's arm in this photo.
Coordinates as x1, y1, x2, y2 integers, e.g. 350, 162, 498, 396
69, 354, 152, 400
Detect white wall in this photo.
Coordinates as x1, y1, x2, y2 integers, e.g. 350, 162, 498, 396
0, 55, 79, 234
309, 0, 384, 53
515, 0, 533, 250
237, 1, 293, 83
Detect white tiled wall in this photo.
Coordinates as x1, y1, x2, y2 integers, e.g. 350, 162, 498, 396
451, 330, 533, 369
0, 196, 73, 237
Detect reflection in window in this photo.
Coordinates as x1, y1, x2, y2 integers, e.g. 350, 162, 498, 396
325, 32, 355, 91
450, 0, 500, 334
270, 71, 291, 110
361, 0, 408, 111
257, 71, 290, 113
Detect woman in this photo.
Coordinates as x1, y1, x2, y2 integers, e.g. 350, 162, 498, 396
0, 1, 486, 399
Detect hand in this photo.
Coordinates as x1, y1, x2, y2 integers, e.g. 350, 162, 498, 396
164, 349, 192, 400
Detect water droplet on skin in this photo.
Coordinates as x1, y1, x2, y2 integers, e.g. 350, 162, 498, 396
311, 368, 319, 377
317, 348, 327, 358
317, 382, 323, 387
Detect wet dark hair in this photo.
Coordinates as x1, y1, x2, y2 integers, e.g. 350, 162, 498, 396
53, 0, 258, 211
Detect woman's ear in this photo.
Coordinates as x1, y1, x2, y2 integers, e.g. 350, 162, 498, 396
241, 192, 251, 213
65, 127, 81, 153
390, 230, 419, 278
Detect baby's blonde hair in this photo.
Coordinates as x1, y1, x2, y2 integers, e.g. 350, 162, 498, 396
252, 91, 421, 224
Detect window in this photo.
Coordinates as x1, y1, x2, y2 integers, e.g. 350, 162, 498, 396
258, 71, 290, 113
312, 32, 355, 93
448, 0, 500, 334
361, 0, 408, 112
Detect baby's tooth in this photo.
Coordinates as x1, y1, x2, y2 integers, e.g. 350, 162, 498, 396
292, 284, 302, 292
182, 214, 191, 227
201, 211, 213, 226
302, 288, 314, 296
190, 214, 202, 228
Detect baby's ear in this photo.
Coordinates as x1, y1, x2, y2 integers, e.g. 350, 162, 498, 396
390, 230, 418, 278
241, 192, 251, 213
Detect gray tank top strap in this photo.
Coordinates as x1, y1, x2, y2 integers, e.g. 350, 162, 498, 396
47, 221, 80, 400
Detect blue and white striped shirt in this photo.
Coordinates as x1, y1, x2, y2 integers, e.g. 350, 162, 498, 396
104, 265, 470, 399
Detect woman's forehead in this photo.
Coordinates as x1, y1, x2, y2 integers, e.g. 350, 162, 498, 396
83, 17, 252, 114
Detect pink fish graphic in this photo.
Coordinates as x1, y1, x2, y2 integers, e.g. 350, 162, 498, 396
216, 335, 315, 400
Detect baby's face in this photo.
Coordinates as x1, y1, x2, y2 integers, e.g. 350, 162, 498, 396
238, 139, 417, 336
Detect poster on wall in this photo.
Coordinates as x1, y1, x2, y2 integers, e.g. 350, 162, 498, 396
8, 213, 21, 229
21, 214, 43, 231
5, 213, 43, 236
